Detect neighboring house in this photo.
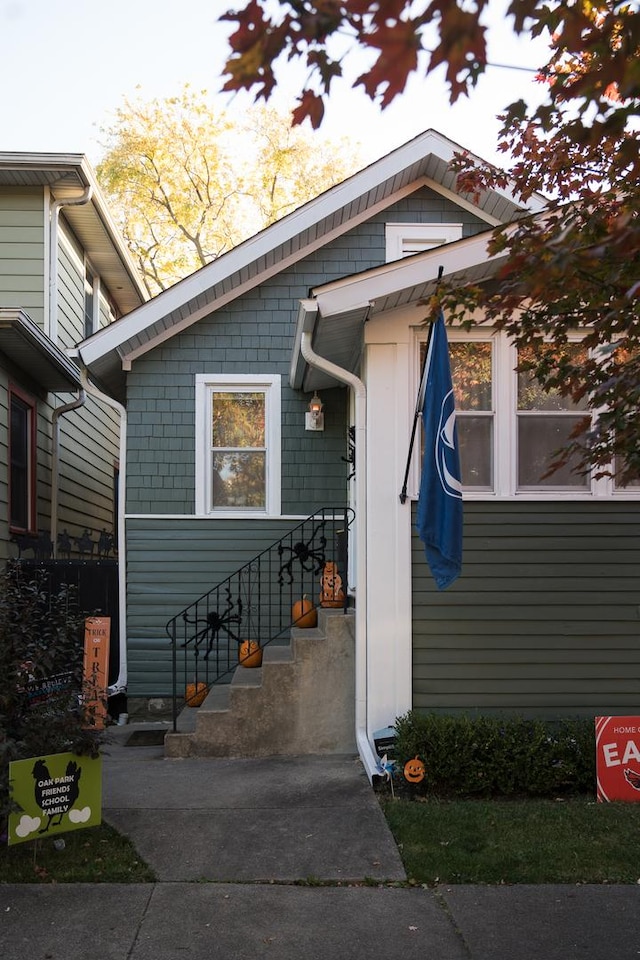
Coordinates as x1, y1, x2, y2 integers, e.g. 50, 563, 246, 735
0, 154, 146, 637
77, 130, 640, 776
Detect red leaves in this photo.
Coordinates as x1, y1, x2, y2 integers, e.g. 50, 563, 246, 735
355, 18, 421, 107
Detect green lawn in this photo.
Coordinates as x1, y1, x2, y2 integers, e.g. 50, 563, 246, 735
381, 796, 640, 884
0, 823, 156, 883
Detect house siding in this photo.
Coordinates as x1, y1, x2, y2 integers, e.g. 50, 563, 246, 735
411, 500, 640, 718
0, 188, 45, 325
126, 516, 327, 696
124, 187, 487, 693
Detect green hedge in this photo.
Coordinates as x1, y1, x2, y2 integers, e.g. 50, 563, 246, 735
392, 711, 595, 798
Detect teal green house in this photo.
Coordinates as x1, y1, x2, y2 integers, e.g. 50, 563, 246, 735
77, 130, 640, 775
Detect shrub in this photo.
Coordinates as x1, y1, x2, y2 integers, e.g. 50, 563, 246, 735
392, 711, 595, 798
0, 567, 103, 831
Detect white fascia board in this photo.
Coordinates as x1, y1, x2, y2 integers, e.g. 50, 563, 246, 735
78, 128, 533, 366
312, 231, 497, 318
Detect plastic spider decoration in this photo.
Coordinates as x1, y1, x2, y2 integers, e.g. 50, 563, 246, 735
278, 520, 327, 585
182, 588, 243, 660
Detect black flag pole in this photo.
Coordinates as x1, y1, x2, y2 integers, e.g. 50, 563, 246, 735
399, 265, 444, 504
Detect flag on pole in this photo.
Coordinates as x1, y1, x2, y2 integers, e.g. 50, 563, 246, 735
416, 311, 463, 589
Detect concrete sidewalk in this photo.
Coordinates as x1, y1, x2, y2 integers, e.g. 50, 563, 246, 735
2, 721, 640, 960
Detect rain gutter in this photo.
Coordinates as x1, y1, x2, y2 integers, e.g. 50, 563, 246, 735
299, 312, 379, 781
48, 185, 92, 342
79, 367, 128, 696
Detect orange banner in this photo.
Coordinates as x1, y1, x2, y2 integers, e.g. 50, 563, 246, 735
83, 617, 110, 729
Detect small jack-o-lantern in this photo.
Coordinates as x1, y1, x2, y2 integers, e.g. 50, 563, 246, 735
292, 595, 318, 628
403, 755, 426, 783
185, 682, 208, 707
239, 639, 263, 668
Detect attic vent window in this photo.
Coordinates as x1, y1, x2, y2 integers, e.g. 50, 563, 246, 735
386, 223, 463, 262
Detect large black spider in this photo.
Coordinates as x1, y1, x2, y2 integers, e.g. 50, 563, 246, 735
182, 589, 243, 659
278, 519, 327, 585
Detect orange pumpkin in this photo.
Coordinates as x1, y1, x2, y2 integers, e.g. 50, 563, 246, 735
239, 640, 263, 668
292, 596, 318, 628
185, 682, 208, 707
403, 756, 426, 783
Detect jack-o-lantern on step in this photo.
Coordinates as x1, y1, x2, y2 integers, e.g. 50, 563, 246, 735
292, 595, 318, 628
238, 639, 263, 668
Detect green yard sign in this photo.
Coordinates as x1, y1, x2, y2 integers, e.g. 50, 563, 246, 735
8, 751, 102, 846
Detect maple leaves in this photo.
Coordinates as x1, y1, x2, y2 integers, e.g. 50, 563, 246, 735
219, 1, 640, 480
221, 0, 495, 127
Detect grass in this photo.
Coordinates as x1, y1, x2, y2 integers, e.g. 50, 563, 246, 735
380, 796, 640, 885
0, 823, 156, 884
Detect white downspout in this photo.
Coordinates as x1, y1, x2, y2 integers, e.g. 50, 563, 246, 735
51, 391, 86, 557
80, 367, 128, 696
300, 330, 379, 780
48, 186, 92, 343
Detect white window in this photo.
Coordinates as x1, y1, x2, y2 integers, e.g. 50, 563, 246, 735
195, 375, 281, 516
418, 330, 636, 499
386, 223, 463, 262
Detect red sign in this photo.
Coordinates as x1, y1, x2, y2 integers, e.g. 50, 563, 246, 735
595, 716, 640, 802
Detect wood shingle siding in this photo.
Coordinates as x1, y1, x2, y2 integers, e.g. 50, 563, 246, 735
412, 500, 640, 718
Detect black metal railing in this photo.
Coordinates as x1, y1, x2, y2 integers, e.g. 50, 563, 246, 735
166, 506, 354, 730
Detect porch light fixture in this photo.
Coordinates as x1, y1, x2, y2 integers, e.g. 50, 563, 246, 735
305, 392, 324, 431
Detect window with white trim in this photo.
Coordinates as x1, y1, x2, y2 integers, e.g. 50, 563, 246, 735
419, 330, 635, 498
386, 222, 463, 262
195, 375, 281, 515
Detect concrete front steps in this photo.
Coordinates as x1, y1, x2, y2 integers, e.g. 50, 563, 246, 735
164, 607, 356, 758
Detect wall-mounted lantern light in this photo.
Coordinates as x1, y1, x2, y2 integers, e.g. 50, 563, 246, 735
305, 392, 324, 431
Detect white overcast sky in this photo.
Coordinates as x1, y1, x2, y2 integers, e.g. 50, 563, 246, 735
0, 0, 549, 166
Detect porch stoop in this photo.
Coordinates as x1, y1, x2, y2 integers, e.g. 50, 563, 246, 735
165, 607, 356, 758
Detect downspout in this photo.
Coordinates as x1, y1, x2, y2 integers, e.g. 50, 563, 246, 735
80, 367, 128, 697
48, 186, 92, 343
300, 330, 379, 780
51, 391, 86, 557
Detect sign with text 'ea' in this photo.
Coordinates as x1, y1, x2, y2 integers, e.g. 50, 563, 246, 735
8, 751, 102, 846
595, 716, 640, 802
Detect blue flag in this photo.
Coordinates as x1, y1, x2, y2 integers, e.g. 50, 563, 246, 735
416, 312, 463, 589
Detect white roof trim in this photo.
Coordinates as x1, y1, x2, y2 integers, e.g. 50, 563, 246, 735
78, 128, 543, 368
311, 230, 499, 318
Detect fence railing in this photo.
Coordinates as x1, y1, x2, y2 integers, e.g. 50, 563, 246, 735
166, 506, 353, 730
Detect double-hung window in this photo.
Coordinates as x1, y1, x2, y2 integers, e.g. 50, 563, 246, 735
417, 330, 619, 497
195, 375, 281, 516
9, 385, 36, 532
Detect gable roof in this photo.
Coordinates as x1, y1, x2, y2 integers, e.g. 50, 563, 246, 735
76, 129, 546, 402
0, 152, 147, 317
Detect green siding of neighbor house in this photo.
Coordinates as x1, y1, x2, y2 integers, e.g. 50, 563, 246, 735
125, 516, 340, 696
0, 193, 120, 561
0, 188, 45, 325
412, 500, 640, 718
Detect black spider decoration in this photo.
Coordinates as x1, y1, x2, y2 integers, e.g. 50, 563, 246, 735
182, 588, 243, 659
278, 520, 327, 585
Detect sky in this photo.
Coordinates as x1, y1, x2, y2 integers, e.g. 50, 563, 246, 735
0, 0, 550, 168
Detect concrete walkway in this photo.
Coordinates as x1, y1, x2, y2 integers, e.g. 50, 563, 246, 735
2, 721, 640, 960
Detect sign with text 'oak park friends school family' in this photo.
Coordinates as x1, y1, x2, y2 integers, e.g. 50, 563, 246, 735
596, 716, 640, 802
8, 751, 102, 846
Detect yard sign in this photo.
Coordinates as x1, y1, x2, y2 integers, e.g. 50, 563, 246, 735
8, 751, 102, 846
595, 716, 640, 802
